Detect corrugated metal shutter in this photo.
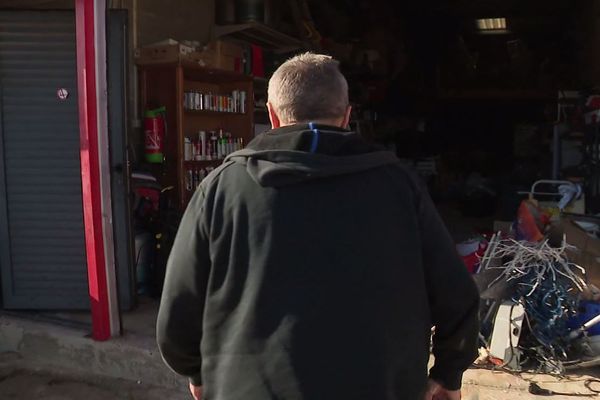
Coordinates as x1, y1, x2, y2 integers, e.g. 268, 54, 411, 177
0, 11, 89, 309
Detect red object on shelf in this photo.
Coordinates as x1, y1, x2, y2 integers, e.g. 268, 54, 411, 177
251, 45, 264, 77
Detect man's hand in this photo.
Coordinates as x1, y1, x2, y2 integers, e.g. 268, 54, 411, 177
423, 379, 460, 400
189, 382, 203, 400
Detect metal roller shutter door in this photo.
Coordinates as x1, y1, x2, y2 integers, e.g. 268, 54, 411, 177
0, 11, 89, 309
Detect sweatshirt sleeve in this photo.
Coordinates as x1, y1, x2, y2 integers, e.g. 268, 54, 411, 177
156, 187, 211, 386
415, 182, 479, 390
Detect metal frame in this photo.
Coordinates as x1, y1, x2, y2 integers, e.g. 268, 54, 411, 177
107, 9, 135, 311
0, 79, 14, 307
75, 0, 120, 340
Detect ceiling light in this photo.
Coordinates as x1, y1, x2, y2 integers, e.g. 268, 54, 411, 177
476, 18, 507, 31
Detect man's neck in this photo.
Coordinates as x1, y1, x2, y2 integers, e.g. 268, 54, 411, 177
279, 119, 345, 128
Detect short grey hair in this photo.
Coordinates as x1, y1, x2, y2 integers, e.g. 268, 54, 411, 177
267, 52, 349, 124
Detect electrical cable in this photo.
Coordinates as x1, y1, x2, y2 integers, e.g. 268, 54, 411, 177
528, 382, 596, 397
585, 379, 600, 394
478, 237, 600, 396
483, 238, 584, 372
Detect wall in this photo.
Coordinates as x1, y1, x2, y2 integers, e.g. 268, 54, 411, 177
0, 0, 73, 7
590, 1, 600, 85
0, 0, 215, 47
577, 0, 600, 86
137, 0, 214, 46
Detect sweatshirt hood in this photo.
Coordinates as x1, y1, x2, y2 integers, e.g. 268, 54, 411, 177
225, 123, 398, 187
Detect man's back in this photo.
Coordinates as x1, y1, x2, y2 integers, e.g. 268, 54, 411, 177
157, 126, 479, 400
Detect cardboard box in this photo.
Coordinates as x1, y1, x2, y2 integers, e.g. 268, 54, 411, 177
135, 43, 191, 63
135, 40, 245, 72
557, 218, 600, 288
205, 40, 244, 72
135, 44, 213, 66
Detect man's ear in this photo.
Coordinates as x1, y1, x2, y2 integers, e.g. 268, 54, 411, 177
267, 102, 281, 129
341, 105, 352, 129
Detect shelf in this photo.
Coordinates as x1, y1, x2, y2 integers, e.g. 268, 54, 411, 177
141, 62, 252, 83
182, 66, 252, 83
215, 22, 303, 53
184, 109, 248, 117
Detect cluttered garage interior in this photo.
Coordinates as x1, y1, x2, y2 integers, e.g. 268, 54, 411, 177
1, 0, 600, 382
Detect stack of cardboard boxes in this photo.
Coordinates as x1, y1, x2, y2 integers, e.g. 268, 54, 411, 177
135, 40, 245, 73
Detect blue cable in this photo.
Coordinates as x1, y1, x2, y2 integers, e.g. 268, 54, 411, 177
308, 122, 319, 153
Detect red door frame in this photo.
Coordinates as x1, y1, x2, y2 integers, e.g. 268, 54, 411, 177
75, 0, 118, 340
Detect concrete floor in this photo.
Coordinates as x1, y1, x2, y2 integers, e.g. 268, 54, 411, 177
0, 355, 186, 400
1, 362, 598, 400
2, 314, 600, 399
4, 295, 160, 338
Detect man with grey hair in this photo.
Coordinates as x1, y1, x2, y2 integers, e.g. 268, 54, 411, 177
157, 52, 479, 400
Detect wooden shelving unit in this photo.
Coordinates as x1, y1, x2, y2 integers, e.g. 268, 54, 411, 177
139, 62, 254, 210
184, 109, 247, 117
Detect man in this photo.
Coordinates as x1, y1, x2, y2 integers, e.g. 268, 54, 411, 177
157, 53, 479, 400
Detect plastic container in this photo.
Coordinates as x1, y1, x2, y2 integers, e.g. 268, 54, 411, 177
568, 301, 600, 336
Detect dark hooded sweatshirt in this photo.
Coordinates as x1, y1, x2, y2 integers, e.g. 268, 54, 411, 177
157, 124, 479, 400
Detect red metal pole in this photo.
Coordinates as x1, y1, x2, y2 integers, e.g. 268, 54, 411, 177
75, 0, 111, 341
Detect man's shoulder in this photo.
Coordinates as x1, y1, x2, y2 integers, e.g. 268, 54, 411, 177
200, 160, 238, 188
378, 161, 423, 189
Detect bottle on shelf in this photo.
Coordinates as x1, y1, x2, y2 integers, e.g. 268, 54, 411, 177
185, 128, 244, 173
184, 137, 193, 161
206, 141, 213, 161
217, 129, 225, 159
195, 137, 202, 159
226, 132, 233, 155
186, 169, 192, 191
199, 131, 207, 160
185, 89, 247, 114
210, 131, 218, 159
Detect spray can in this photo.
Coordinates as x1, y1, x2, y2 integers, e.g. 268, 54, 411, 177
194, 138, 202, 161
186, 169, 193, 191
240, 91, 247, 114
198, 131, 206, 160
210, 131, 218, 159
217, 129, 224, 159
206, 141, 213, 161
184, 137, 193, 161
211, 132, 217, 160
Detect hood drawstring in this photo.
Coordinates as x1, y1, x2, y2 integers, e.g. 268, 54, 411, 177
308, 122, 320, 153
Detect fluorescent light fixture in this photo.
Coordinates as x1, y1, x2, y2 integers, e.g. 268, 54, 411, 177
476, 18, 507, 30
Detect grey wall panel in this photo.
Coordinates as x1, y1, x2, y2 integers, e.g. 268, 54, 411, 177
107, 9, 135, 311
0, 11, 89, 309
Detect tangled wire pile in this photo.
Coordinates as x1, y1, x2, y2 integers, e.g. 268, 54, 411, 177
486, 239, 586, 372
486, 239, 586, 295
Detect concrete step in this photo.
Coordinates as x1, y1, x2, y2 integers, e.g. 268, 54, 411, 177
0, 314, 186, 391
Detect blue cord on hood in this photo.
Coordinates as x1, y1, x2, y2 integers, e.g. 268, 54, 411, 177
308, 122, 319, 153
